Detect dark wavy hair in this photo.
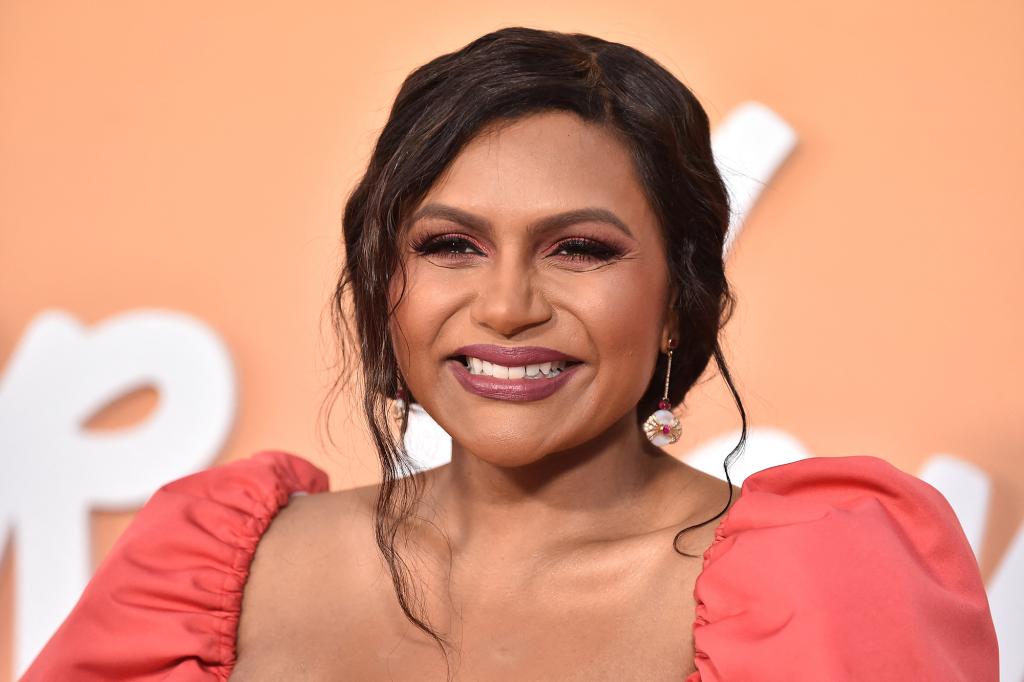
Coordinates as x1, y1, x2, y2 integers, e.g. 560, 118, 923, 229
319, 25, 747, 676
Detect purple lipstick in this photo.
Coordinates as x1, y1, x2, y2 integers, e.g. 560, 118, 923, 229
447, 344, 584, 402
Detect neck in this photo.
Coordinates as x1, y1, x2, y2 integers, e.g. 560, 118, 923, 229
422, 410, 680, 563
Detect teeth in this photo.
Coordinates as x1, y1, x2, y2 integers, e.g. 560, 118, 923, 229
463, 357, 571, 379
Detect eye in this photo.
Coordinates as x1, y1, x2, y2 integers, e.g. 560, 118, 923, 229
411, 233, 484, 260
409, 232, 624, 265
550, 237, 623, 263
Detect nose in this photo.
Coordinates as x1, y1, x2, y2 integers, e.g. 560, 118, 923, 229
470, 255, 553, 338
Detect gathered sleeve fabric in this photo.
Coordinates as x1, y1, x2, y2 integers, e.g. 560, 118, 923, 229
20, 449, 330, 682
685, 455, 999, 682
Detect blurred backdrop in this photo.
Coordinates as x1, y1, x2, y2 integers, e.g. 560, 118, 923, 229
2, 1, 1022, 680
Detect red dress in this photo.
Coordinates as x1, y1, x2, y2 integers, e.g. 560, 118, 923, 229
21, 452, 999, 681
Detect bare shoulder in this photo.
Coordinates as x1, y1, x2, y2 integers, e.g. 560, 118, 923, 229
657, 456, 743, 523
234, 481, 382, 665
254, 481, 379, 557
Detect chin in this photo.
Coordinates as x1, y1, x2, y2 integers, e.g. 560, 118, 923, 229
449, 423, 606, 469
468, 443, 548, 468
470, 448, 551, 469
442, 424, 556, 467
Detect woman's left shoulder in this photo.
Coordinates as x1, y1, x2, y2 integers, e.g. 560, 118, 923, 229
689, 455, 999, 682
723, 455, 975, 543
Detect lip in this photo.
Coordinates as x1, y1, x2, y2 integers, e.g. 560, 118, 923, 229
450, 344, 582, 366
447, 358, 583, 402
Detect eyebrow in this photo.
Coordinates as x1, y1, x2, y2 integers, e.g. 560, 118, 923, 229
407, 203, 636, 240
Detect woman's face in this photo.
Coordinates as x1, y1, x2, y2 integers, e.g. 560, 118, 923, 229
390, 110, 674, 466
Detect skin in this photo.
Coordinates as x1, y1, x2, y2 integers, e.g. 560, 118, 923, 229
231, 111, 741, 681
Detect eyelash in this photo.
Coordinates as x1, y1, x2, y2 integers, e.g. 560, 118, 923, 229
411, 233, 623, 264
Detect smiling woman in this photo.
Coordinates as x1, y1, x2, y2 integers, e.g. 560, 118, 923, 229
387, 110, 687, 455
22, 25, 998, 682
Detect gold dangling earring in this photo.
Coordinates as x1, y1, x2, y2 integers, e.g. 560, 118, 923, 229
643, 337, 682, 446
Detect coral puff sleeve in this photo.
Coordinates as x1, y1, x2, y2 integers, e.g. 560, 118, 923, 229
685, 455, 999, 682
21, 450, 330, 682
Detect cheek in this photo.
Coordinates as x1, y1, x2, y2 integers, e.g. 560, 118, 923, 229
389, 264, 462, 371
566, 263, 667, 397
581, 266, 665, 351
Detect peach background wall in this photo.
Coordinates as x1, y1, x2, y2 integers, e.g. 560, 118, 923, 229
2, 1, 1022, 679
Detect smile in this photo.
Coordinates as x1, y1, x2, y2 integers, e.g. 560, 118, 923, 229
459, 355, 580, 379
447, 356, 583, 401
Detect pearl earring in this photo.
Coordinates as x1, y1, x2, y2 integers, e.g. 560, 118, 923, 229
392, 384, 407, 423
643, 338, 682, 446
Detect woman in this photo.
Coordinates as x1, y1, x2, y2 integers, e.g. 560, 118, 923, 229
23, 26, 997, 681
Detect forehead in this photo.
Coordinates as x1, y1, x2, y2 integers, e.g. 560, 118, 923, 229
416, 111, 656, 232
